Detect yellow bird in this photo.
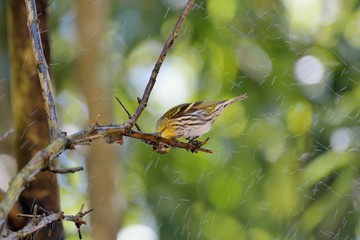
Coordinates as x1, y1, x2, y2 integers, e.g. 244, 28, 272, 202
155, 94, 248, 153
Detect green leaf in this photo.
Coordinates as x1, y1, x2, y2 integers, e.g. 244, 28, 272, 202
300, 151, 357, 189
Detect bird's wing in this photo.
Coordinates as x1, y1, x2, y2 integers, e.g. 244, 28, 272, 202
169, 101, 218, 118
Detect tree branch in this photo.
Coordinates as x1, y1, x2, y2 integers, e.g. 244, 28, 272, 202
128, 0, 196, 128
0, 124, 211, 228
0, 137, 67, 228
115, 97, 142, 132
43, 166, 84, 174
4, 204, 92, 239
68, 125, 212, 154
24, 0, 60, 141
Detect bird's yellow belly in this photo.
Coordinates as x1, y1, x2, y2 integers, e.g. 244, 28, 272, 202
160, 121, 212, 139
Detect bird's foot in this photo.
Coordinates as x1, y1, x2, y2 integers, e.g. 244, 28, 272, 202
188, 137, 210, 153
186, 136, 199, 142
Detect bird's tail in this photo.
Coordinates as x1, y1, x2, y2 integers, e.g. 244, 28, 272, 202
226, 94, 248, 106
213, 94, 248, 118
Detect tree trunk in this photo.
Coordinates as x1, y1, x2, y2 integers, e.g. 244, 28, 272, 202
7, 0, 64, 238
76, 0, 122, 239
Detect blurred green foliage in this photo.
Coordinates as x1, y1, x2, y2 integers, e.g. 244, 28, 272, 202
2, 0, 360, 239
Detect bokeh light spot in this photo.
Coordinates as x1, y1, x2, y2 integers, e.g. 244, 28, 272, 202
287, 102, 313, 135
236, 42, 272, 82
344, 10, 360, 49
162, 0, 187, 10
283, 0, 341, 41
330, 128, 351, 152
117, 224, 158, 240
294, 55, 325, 85
207, 0, 237, 23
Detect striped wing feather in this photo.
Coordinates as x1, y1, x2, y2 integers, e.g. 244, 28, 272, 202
168, 101, 219, 119
156, 94, 248, 137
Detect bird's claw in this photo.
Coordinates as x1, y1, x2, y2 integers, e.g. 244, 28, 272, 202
188, 137, 210, 152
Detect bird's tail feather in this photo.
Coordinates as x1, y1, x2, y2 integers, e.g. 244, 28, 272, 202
225, 94, 248, 107
213, 94, 248, 117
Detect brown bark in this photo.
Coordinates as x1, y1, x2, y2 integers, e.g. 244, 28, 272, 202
76, 0, 122, 239
7, 0, 64, 238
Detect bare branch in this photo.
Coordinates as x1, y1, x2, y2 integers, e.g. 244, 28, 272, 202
0, 124, 211, 227
0, 137, 66, 228
115, 97, 142, 132
4, 204, 92, 239
24, 0, 60, 141
43, 166, 84, 174
128, 0, 196, 128
67, 125, 212, 154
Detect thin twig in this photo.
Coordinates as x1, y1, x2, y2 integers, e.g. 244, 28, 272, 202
43, 166, 84, 174
115, 97, 142, 131
24, 0, 60, 141
128, 0, 196, 128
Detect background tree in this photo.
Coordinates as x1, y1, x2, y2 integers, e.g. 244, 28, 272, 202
6, 0, 63, 238
1, 0, 360, 239
75, 0, 121, 239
